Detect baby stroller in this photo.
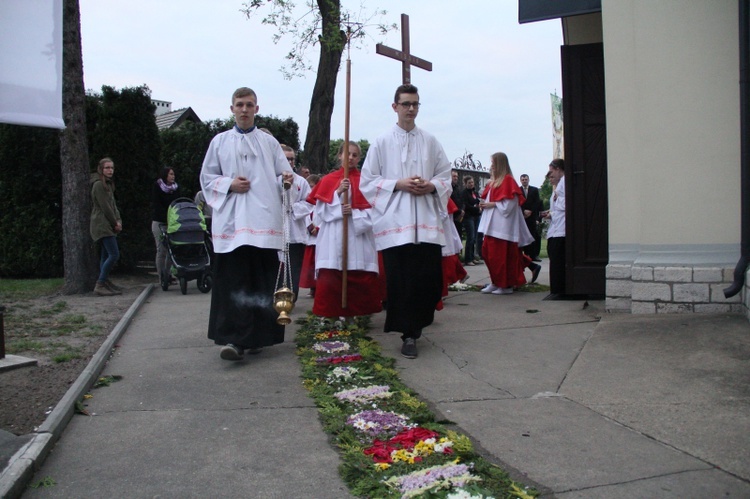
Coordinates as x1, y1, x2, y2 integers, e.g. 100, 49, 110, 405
160, 197, 212, 295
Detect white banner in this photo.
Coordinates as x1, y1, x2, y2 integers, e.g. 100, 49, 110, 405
0, 0, 65, 129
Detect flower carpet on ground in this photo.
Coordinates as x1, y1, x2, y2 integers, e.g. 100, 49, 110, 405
295, 314, 537, 498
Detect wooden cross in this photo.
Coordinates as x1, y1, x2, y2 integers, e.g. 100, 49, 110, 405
376, 14, 433, 84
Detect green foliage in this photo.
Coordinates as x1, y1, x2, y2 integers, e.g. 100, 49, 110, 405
28, 476, 56, 489
94, 374, 123, 388
0, 85, 301, 278
540, 177, 552, 210
52, 347, 83, 363
160, 119, 232, 200
0, 278, 63, 300
241, 1, 394, 80
89, 85, 162, 268
326, 138, 370, 173
255, 114, 301, 152
160, 114, 300, 201
0, 124, 64, 277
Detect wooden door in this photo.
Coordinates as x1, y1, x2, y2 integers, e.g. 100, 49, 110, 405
561, 43, 608, 297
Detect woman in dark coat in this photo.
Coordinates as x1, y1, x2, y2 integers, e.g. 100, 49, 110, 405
151, 166, 180, 283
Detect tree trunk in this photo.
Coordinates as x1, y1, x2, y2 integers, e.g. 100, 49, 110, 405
60, 0, 95, 294
304, 0, 345, 173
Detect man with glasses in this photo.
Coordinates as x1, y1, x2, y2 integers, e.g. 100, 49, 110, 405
280, 144, 311, 302
361, 84, 451, 359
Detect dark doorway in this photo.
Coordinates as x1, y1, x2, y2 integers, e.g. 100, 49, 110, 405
561, 43, 608, 297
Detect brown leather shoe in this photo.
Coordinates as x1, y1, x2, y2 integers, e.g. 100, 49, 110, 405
94, 282, 116, 296
105, 279, 123, 292
104, 280, 122, 294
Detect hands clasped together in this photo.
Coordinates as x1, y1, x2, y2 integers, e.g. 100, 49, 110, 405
229, 171, 295, 194
396, 175, 436, 196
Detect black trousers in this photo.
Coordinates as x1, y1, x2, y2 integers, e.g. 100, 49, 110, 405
522, 219, 541, 259
547, 237, 566, 295
381, 243, 442, 339
208, 245, 285, 348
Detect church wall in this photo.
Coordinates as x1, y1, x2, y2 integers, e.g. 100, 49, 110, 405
599, 0, 744, 314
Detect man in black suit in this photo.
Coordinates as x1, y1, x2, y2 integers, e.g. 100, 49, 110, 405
520, 174, 542, 262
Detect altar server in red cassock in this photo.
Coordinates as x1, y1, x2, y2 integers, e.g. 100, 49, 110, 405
437, 197, 467, 310
478, 152, 536, 295
307, 141, 383, 320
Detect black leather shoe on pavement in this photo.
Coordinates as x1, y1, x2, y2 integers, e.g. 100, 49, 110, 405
531, 264, 541, 284
401, 338, 418, 359
220, 344, 244, 361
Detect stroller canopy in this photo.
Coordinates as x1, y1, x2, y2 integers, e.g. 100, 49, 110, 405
167, 198, 206, 244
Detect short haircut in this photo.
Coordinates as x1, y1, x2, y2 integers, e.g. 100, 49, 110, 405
232, 87, 257, 104
280, 144, 294, 153
394, 84, 419, 103
520, 174, 529, 179
306, 173, 321, 186
549, 158, 565, 170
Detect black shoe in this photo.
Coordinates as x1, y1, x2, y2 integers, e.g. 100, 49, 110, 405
401, 338, 418, 359
246, 347, 263, 355
220, 344, 244, 361
531, 264, 541, 284
532, 258, 542, 262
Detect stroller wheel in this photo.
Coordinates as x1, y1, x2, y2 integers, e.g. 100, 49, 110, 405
198, 273, 213, 293
179, 276, 188, 295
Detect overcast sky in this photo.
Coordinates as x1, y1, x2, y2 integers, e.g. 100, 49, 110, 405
80, 0, 562, 186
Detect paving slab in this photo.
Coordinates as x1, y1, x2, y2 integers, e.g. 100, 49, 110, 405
19, 289, 352, 499
554, 468, 750, 498
5, 260, 750, 498
432, 397, 709, 493
562, 313, 750, 481
23, 408, 349, 498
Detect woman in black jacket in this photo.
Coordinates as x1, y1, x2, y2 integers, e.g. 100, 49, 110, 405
151, 167, 180, 283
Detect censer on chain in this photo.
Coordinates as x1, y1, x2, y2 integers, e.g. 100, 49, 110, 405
274, 177, 295, 325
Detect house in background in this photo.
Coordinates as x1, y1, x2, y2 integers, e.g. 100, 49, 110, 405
151, 99, 202, 130
519, 0, 748, 317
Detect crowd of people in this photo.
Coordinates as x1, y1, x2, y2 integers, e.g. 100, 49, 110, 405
90, 84, 566, 361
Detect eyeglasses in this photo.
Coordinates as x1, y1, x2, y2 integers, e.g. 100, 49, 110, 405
397, 101, 421, 109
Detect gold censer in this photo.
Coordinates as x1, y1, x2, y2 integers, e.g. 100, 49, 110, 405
273, 287, 295, 325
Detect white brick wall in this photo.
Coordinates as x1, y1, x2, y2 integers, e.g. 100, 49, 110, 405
606, 263, 746, 316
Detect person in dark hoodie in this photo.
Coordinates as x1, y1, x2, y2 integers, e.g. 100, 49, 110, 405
90, 157, 122, 296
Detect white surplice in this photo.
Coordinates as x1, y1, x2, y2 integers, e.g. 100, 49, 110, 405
199, 128, 292, 253
314, 193, 379, 274
282, 174, 313, 245
360, 124, 452, 250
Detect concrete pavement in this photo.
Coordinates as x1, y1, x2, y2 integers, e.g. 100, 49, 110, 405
2, 261, 750, 498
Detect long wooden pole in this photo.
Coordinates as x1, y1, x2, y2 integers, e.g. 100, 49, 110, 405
341, 30, 352, 309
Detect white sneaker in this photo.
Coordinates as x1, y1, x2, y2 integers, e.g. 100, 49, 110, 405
492, 287, 514, 295
481, 284, 499, 294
